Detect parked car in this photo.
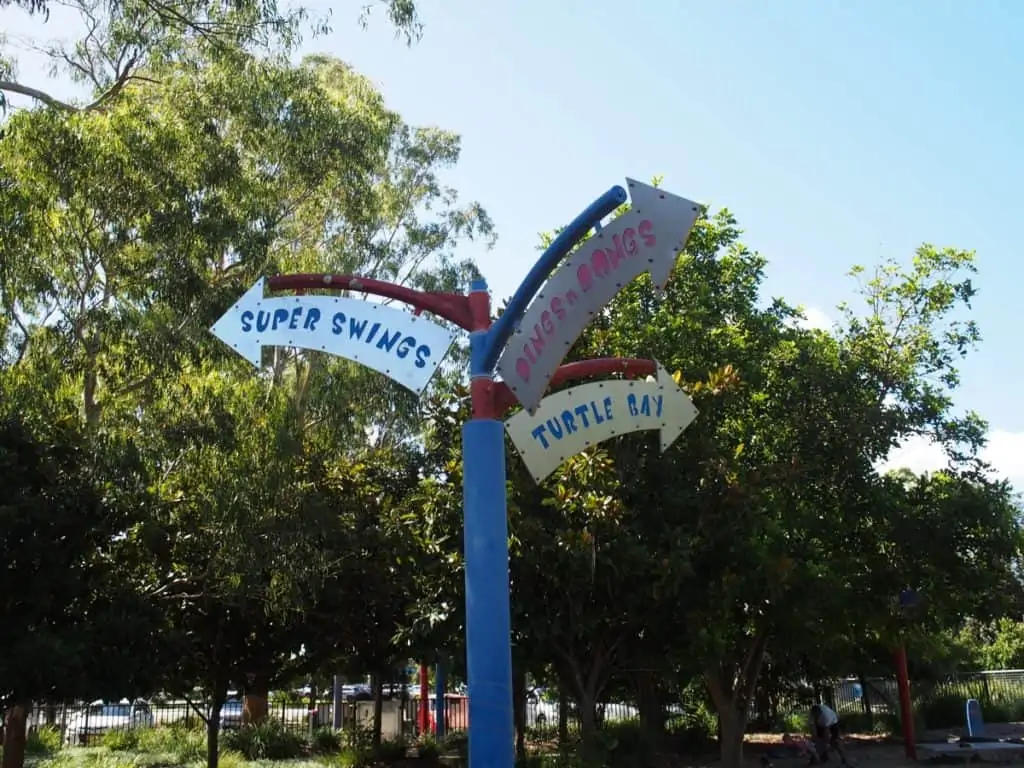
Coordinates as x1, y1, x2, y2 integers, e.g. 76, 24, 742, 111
64, 700, 154, 745
220, 698, 244, 730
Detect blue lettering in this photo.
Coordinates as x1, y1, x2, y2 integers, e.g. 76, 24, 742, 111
365, 322, 381, 344
573, 404, 591, 428
603, 396, 614, 421
288, 307, 302, 330
654, 394, 663, 418
241, 311, 254, 332
414, 344, 431, 369
627, 393, 639, 417
375, 329, 402, 353
303, 308, 321, 331
640, 395, 651, 417
588, 400, 605, 425
546, 418, 564, 440
331, 312, 347, 334
396, 337, 416, 359
256, 311, 271, 332
531, 425, 550, 449
560, 410, 577, 434
349, 317, 368, 339
271, 308, 289, 330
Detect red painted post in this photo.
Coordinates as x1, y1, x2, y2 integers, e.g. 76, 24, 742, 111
894, 646, 917, 759
468, 283, 496, 418
418, 663, 430, 734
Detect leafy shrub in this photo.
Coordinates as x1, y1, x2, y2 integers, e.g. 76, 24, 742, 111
216, 749, 248, 768
309, 726, 342, 754
444, 729, 469, 756
374, 737, 408, 760
102, 729, 141, 751
919, 693, 968, 729
162, 722, 207, 763
26, 726, 63, 755
416, 733, 440, 760
221, 720, 304, 760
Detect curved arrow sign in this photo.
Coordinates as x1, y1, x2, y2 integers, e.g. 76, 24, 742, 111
496, 179, 701, 413
504, 362, 698, 483
210, 278, 456, 395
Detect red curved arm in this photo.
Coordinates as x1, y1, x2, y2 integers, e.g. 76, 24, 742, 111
492, 358, 657, 417
267, 273, 475, 332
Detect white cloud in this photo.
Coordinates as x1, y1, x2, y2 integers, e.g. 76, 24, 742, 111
793, 306, 834, 331
879, 431, 1024, 491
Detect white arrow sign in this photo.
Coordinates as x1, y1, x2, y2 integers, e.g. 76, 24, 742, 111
210, 278, 456, 395
504, 362, 698, 483
496, 179, 701, 413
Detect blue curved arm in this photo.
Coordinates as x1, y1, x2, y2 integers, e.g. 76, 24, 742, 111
480, 185, 628, 372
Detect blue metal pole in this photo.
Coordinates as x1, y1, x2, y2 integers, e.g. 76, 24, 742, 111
435, 655, 447, 743
464, 278, 514, 768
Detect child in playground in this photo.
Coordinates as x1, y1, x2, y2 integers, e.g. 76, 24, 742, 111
810, 704, 852, 766
759, 733, 820, 767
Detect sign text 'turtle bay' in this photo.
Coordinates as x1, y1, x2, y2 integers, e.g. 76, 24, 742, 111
504, 363, 699, 482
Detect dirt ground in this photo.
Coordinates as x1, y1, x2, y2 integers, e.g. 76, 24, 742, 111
738, 723, 1024, 768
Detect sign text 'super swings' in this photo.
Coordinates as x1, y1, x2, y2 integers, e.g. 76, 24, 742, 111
239, 304, 433, 369
210, 278, 457, 395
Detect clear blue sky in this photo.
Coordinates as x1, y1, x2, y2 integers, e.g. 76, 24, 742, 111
3, 0, 1022, 481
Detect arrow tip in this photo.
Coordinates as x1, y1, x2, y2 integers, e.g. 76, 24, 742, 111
209, 278, 266, 368
655, 360, 699, 452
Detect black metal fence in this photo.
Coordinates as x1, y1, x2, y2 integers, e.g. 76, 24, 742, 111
29, 671, 1024, 745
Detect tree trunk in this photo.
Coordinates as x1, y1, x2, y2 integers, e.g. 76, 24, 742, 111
371, 675, 383, 749
576, 692, 601, 763
2, 703, 29, 768
512, 669, 526, 758
242, 678, 269, 726
557, 688, 568, 744
636, 670, 665, 752
717, 707, 746, 768
206, 690, 226, 768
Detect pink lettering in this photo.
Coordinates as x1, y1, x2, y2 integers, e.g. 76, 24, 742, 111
638, 219, 655, 247
516, 357, 531, 382
528, 323, 545, 358
524, 340, 538, 365
541, 310, 554, 335
623, 228, 638, 255
577, 264, 594, 292
551, 297, 565, 320
566, 289, 579, 306
592, 247, 611, 279
606, 235, 627, 271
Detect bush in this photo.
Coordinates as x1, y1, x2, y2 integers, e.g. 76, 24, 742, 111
164, 722, 207, 763
919, 693, 968, 729
25, 726, 63, 756
102, 729, 141, 752
374, 737, 408, 760
309, 726, 343, 754
444, 730, 469, 756
416, 733, 440, 760
221, 720, 304, 760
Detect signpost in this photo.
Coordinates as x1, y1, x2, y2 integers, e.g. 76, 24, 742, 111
211, 177, 702, 768
495, 179, 701, 412
210, 278, 456, 394
504, 362, 698, 483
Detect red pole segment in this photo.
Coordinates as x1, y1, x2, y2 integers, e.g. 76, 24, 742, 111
266, 273, 475, 331
491, 357, 658, 418
894, 645, 916, 759
418, 663, 430, 734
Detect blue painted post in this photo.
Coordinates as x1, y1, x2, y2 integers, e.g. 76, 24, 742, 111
464, 278, 515, 768
435, 655, 447, 743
